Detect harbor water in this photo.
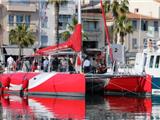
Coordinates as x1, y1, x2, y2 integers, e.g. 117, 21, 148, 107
0, 94, 159, 120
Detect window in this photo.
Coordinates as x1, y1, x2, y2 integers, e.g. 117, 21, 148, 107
149, 55, 154, 68
8, 0, 30, 4
154, 21, 158, 31
83, 41, 98, 48
83, 21, 98, 31
16, 15, 23, 25
132, 20, 137, 30
134, 8, 139, 13
155, 56, 160, 68
59, 15, 71, 23
143, 38, 147, 48
141, 20, 148, 31
8, 15, 14, 26
25, 15, 30, 26
41, 16, 48, 28
132, 38, 138, 49
41, 35, 48, 47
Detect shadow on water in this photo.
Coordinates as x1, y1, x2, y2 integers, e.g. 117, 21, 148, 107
0, 94, 160, 120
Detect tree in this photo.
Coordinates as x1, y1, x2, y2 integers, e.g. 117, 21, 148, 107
9, 24, 35, 58
114, 16, 133, 44
60, 16, 88, 41
104, 0, 132, 44
47, 0, 67, 45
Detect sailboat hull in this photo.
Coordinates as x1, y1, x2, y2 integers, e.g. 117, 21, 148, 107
85, 74, 152, 96
105, 74, 152, 96
0, 72, 85, 97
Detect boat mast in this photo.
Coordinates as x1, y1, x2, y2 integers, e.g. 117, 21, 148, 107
100, 0, 114, 64
77, 0, 82, 73
78, 0, 81, 24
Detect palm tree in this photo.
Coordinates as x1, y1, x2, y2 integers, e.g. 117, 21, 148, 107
47, 0, 67, 45
114, 16, 133, 44
9, 24, 35, 58
60, 16, 88, 41
104, 0, 132, 45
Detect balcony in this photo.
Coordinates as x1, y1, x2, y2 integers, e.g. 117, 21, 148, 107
7, 23, 37, 32
6, 2, 37, 12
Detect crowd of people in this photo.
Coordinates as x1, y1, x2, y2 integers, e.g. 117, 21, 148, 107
6, 56, 38, 72
83, 56, 107, 74
3, 54, 107, 74
5, 56, 75, 73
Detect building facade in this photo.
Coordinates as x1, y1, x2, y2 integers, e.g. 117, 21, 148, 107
0, 0, 39, 61
127, 0, 160, 63
82, 2, 160, 64
0, 0, 77, 60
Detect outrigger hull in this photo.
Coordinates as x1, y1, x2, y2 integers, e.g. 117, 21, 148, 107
105, 75, 152, 96
86, 74, 152, 96
0, 72, 85, 97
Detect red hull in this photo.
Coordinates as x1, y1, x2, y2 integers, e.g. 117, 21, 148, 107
105, 75, 152, 95
0, 72, 85, 97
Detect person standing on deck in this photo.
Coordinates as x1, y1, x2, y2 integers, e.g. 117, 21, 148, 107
83, 56, 91, 73
143, 38, 155, 53
43, 57, 49, 72
22, 59, 31, 72
91, 58, 97, 74
7, 56, 14, 71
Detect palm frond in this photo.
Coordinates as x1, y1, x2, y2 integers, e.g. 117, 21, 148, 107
9, 24, 36, 57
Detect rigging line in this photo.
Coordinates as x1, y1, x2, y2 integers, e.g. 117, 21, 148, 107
107, 82, 139, 95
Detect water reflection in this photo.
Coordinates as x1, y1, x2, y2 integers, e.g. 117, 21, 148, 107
86, 95, 158, 120
0, 95, 85, 120
0, 95, 160, 120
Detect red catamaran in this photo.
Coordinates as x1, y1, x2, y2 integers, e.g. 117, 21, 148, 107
0, 0, 151, 97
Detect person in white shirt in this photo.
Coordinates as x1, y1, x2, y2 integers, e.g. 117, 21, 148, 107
7, 56, 14, 71
143, 38, 155, 53
83, 56, 91, 73
43, 57, 49, 72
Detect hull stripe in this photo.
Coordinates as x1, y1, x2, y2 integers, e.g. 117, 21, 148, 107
28, 72, 57, 89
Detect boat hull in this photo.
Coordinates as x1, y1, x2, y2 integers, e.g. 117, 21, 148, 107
86, 74, 151, 96
105, 75, 152, 96
0, 72, 85, 97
